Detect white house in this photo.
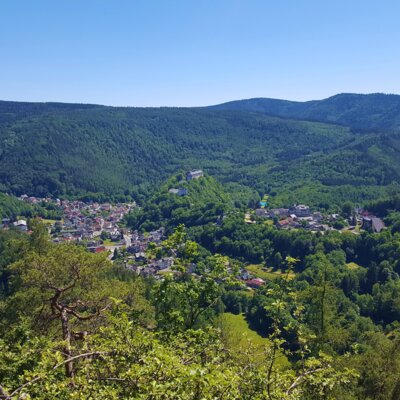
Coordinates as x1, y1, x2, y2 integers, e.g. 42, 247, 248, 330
13, 219, 28, 231
186, 169, 204, 180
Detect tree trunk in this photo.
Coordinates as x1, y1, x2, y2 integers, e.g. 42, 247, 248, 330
61, 308, 74, 378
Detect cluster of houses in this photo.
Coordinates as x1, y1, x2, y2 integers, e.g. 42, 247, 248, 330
253, 203, 385, 233
0, 179, 387, 290
6, 195, 135, 252
1, 195, 181, 277
128, 256, 175, 278
254, 204, 329, 231
18, 194, 51, 205
53, 199, 134, 243
128, 228, 164, 260
125, 236, 268, 286
124, 228, 176, 278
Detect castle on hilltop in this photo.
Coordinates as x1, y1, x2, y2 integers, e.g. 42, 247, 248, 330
186, 169, 204, 180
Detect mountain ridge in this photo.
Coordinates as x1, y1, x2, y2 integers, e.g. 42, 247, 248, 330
2, 92, 400, 131
209, 93, 400, 131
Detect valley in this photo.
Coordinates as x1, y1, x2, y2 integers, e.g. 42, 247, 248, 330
2, 95, 400, 399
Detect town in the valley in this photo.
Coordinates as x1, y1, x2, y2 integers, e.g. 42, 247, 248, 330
0, 170, 386, 290
248, 199, 384, 233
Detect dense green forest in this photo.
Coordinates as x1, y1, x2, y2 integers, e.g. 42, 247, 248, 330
2, 95, 400, 398
210, 93, 400, 131
1, 97, 400, 206
2, 222, 400, 399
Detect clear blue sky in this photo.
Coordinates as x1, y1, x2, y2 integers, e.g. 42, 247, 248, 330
1, 0, 399, 106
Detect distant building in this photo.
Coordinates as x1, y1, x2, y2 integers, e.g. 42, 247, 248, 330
255, 208, 269, 218
312, 212, 323, 222
269, 208, 289, 218
240, 270, 252, 280
168, 188, 188, 196
246, 278, 265, 289
289, 204, 311, 217
362, 217, 385, 233
13, 219, 27, 231
88, 246, 106, 253
135, 252, 147, 262
186, 169, 204, 180
276, 218, 292, 229
156, 257, 174, 270
100, 204, 112, 211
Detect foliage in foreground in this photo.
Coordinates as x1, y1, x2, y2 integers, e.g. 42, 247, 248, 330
0, 224, 360, 399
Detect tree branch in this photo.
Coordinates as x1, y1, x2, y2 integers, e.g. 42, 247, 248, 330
67, 303, 111, 321
0, 385, 9, 399
285, 367, 325, 395
96, 377, 127, 382
45, 262, 80, 294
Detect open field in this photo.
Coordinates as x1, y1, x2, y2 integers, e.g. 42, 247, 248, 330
346, 262, 362, 270
246, 264, 296, 280
218, 313, 289, 366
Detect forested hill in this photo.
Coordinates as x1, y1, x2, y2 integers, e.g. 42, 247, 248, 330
0, 100, 102, 123
1, 98, 400, 206
0, 101, 352, 198
126, 173, 233, 231
210, 93, 400, 131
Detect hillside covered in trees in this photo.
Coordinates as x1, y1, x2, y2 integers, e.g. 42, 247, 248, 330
1, 97, 400, 207
126, 172, 247, 232
3, 94, 400, 398
210, 93, 400, 131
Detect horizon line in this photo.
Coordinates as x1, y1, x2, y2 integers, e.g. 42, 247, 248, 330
0, 91, 399, 109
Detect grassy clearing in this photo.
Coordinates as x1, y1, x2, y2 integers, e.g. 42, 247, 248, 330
346, 262, 362, 270
217, 313, 289, 367
41, 219, 57, 224
246, 264, 295, 281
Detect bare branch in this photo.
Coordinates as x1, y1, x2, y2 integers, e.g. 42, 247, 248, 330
67, 303, 111, 321
285, 367, 325, 395
96, 377, 127, 382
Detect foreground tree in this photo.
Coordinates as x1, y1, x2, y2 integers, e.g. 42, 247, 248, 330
153, 225, 237, 330
0, 307, 356, 399
0, 225, 357, 399
3, 242, 148, 381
